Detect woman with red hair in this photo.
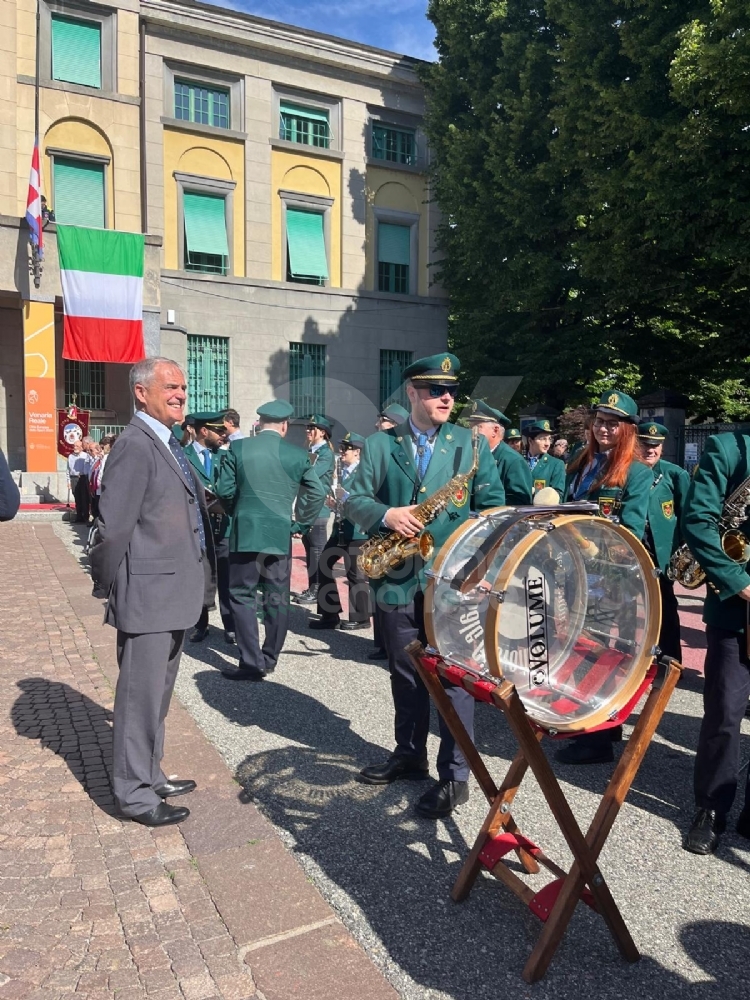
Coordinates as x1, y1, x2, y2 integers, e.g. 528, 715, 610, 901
557, 389, 653, 765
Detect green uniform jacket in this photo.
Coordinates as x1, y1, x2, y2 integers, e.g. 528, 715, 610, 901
528, 453, 566, 496
337, 463, 367, 544
309, 444, 335, 521
647, 459, 690, 573
185, 443, 230, 542
346, 421, 506, 604
215, 431, 325, 555
565, 459, 653, 539
681, 432, 750, 633
493, 441, 533, 505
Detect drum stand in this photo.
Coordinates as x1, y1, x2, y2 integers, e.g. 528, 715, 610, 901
407, 641, 682, 983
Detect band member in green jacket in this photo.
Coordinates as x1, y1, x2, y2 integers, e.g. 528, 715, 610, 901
294, 414, 336, 605
215, 400, 325, 681
467, 400, 532, 505
682, 431, 750, 854
557, 390, 653, 765
638, 422, 690, 661
506, 427, 523, 453
346, 354, 505, 818
525, 419, 566, 498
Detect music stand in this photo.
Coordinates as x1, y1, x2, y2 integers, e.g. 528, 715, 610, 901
407, 641, 682, 983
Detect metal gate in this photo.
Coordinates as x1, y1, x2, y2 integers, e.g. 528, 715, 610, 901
682, 423, 750, 474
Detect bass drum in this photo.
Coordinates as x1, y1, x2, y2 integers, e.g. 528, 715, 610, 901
424, 511, 660, 733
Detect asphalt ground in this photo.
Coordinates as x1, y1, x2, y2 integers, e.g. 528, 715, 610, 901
50, 519, 750, 1000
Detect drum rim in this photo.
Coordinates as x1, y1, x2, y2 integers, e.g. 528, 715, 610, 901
424, 506, 511, 652
484, 514, 661, 733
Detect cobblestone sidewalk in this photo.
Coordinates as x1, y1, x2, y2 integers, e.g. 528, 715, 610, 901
0, 522, 396, 1000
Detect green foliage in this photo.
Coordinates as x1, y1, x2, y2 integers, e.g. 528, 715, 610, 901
424, 1, 750, 419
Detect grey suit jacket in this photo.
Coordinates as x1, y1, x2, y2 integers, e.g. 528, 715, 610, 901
90, 415, 212, 633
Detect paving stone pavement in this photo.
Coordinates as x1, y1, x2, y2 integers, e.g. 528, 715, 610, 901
0, 522, 397, 1000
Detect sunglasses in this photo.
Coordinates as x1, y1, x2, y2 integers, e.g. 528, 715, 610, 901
422, 385, 458, 399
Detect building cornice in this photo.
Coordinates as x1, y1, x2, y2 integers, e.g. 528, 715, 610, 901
141, 0, 426, 89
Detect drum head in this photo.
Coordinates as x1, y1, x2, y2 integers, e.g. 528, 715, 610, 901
485, 515, 660, 732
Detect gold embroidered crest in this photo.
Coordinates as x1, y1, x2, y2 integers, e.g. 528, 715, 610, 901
542, 420, 550, 430
661, 500, 674, 519
534, 479, 546, 491
441, 356, 452, 373
452, 485, 468, 507
607, 393, 619, 407
598, 496, 619, 517
649, 424, 658, 436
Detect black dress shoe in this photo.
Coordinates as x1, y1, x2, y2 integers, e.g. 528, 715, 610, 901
130, 802, 190, 827
339, 621, 369, 631
308, 616, 340, 630
190, 626, 210, 643
358, 755, 429, 785
292, 588, 318, 604
220, 667, 270, 681
684, 808, 726, 854
415, 779, 469, 819
556, 732, 614, 765
367, 648, 388, 661
736, 809, 750, 840
224, 631, 236, 645
153, 779, 196, 799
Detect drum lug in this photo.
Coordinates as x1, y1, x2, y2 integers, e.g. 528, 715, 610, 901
530, 522, 556, 533
488, 589, 506, 603
651, 567, 661, 579
424, 569, 438, 581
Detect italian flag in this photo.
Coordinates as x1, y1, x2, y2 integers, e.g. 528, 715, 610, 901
58, 225, 146, 363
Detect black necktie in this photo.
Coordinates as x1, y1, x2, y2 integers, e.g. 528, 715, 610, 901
168, 434, 206, 551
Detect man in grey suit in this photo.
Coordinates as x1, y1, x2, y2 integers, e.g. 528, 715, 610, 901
90, 357, 212, 827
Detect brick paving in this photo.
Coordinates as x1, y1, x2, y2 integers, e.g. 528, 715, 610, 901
0, 522, 397, 1000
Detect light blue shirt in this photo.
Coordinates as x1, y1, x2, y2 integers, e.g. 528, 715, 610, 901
136, 411, 180, 467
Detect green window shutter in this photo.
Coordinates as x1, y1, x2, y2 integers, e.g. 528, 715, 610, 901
378, 223, 411, 265
279, 102, 329, 124
286, 209, 329, 280
53, 159, 105, 228
183, 193, 230, 256
51, 16, 101, 89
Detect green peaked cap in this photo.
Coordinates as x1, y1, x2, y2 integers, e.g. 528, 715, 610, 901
307, 413, 333, 434
467, 399, 511, 428
594, 390, 639, 423
637, 421, 668, 441
506, 427, 522, 441
379, 402, 409, 423
402, 352, 460, 384
340, 431, 366, 448
257, 399, 294, 420
186, 410, 226, 427
526, 419, 554, 437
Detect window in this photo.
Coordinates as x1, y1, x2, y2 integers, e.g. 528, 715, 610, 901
286, 209, 328, 285
175, 80, 230, 129
372, 124, 416, 166
378, 223, 411, 294
279, 102, 330, 149
53, 158, 105, 228
65, 360, 105, 410
380, 350, 413, 410
183, 192, 230, 275
186, 336, 229, 413
289, 343, 326, 417
51, 15, 101, 89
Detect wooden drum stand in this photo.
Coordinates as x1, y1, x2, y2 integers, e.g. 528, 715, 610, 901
407, 642, 682, 983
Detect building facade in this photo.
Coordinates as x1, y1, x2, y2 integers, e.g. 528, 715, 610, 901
0, 0, 448, 492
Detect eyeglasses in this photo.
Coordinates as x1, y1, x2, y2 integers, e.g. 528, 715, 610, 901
593, 417, 621, 430
422, 385, 458, 399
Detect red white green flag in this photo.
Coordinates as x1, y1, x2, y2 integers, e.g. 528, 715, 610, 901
58, 225, 146, 363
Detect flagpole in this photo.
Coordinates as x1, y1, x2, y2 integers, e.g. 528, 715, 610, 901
34, 0, 40, 143
30, 0, 43, 289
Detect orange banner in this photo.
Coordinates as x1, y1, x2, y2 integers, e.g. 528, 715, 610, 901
22, 301, 57, 472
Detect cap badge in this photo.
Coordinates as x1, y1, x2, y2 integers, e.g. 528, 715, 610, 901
607, 393, 619, 407
441, 356, 452, 373
471, 401, 478, 414
542, 420, 550, 430
649, 424, 658, 436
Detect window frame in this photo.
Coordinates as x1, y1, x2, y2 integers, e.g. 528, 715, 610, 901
39, 1, 116, 93
279, 190, 334, 288
379, 349, 413, 410
289, 342, 326, 418
372, 123, 417, 168
273, 88, 342, 152
186, 334, 230, 413
367, 108, 426, 173
163, 62, 244, 138
174, 172, 236, 277
374, 209, 419, 297
174, 79, 231, 130
64, 359, 106, 411
48, 149, 109, 229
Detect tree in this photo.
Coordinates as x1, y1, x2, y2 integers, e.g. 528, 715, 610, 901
423, 1, 750, 418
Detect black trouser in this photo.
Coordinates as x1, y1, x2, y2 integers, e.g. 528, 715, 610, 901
658, 573, 682, 662
72, 475, 90, 522
694, 625, 750, 817
90, 494, 100, 520
379, 589, 474, 781
373, 603, 384, 650
303, 519, 329, 589
215, 535, 234, 631
316, 533, 370, 623
229, 550, 291, 672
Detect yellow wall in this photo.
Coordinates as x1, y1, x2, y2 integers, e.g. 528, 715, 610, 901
366, 166, 429, 296
43, 119, 115, 229
163, 128, 245, 275
271, 150, 342, 286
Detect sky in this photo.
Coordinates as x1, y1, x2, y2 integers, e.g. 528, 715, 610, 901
209, 1, 437, 61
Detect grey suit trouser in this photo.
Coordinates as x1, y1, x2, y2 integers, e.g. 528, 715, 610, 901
113, 629, 185, 816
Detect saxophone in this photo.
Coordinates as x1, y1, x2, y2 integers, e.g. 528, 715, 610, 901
358, 428, 480, 580
667, 474, 750, 589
